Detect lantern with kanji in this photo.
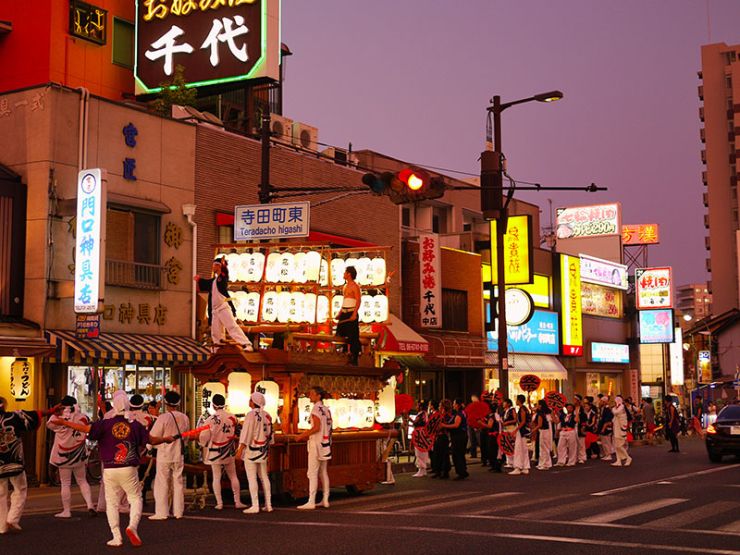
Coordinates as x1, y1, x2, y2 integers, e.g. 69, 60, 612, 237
200, 380, 226, 416
227, 371, 251, 416
10, 358, 32, 402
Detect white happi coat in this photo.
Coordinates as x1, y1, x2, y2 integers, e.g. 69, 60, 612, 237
239, 407, 273, 463
200, 408, 239, 465
46, 408, 90, 468
308, 401, 333, 461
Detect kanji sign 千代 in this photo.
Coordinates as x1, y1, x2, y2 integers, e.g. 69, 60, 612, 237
635, 267, 673, 309
74, 169, 106, 314
622, 223, 660, 245
419, 233, 441, 329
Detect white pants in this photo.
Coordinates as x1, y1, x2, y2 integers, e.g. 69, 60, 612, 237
102, 467, 142, 542
0, 472, 27, 533
512, 433, 530, 471
557, 430, 578, 465
538, 429, 553, 469
414, 448, 429, 472
306, 450, 330, 503
577, 435, 587, 463
153, 460, 184, 518
212, 304, 250, 347
599, 434, 614, 458
211, 459, 241, 507
245, 460, 271, 509
97, 462, 128, 512
58, 464, 94, 513
614, 433, 630, 462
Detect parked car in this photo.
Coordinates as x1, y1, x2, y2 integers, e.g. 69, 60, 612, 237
705, 404, 740, 463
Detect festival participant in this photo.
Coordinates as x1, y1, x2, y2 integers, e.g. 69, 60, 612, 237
555, 403, 578, 467
611, 395, 632, 466
583, 398, 600, 459
200, 394, 245, 511
149, 391, 190, 521
532, 400, 553, 470
236, 392, 274, 513
128, 395, 156, 505
509, 395, 530, 475
431, 400, 452, 479
501, 398, 517, 469
597, 396, 614, 462
410, 400, 431, 477
664, 396, 681, 453
440, 399, 468, 480
335, 266, 361, 365
426, 401, 442, 478
641, 397, 656, 443
96, 391, 130, 514
0, 397, 60, 535
295, 387, 332, 510
51, 393, 175, 547
46, 395, 95, 518
480, 399, 503, 473
574, 395, 587, 464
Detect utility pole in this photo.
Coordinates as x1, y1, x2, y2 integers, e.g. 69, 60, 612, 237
259, 107, 271, 204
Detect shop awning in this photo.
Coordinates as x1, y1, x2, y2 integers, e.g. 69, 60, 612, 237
375, 314, 429, 354
486, 352, 569, 380
391, 355, 429, 368
46, 330, 210, 365
0, 336, 56, 357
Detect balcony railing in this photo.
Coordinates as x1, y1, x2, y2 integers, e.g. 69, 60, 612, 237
106, 259, 165, 290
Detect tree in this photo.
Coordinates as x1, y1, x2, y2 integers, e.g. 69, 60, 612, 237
151, 65, 197, 117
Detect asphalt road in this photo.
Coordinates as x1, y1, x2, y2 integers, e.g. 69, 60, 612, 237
4, 436, 740, 554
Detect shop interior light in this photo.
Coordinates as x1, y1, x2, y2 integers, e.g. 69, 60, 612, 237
227, 371, 252, 416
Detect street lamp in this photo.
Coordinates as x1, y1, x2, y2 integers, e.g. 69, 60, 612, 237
481, 90, 563, 398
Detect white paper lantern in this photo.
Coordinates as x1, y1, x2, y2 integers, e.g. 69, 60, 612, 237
237, 253, 251, 282
344, 258, 358, 283
254, 380, 280, 421
261, 291, 278, 322
244, 292, 261, 323
359, 295, 374, 323
223, 253, 239, 282
356, 257, 372, 285
288, 291, 305, 322
371, 257, 386, 286
277, 291, 292, 323
305, 251, 321, 282
332, 398, 352, 429
316, 295, 330, 323
279, 252, 294, 283
319, 258, 329, 286
356, 399, 375, 428
330, 258, 345, 286
227, 372, 251, 416
265, 252, 282, 282
331, 295, 344, 319
200, 381, 226, 416
293, 252, 308, 283
373, 294, 389, 323
375, 377, 396, 424
246, 252, 265, 282
233, 291, 248, 320
303, 293, 317, 324
297, 396, 314, 430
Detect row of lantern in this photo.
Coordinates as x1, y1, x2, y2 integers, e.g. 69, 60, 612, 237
232, 291, 389, 324
200, 373, 397, 428
218, 251, 387, 287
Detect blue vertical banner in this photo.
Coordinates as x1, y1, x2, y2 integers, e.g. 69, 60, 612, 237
74, 169, 106, 313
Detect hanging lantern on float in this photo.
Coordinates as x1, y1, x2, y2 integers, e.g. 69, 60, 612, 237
288, 291, 305, 322
356, 257, 372, 285
371, 257, 386, 285
297, 397, 313, 430
319, 258, 329, 286
373, 294, 389, 322
278, 252, 294, 283
276, 291, 291, 323
254, 380, 280, 420
375, 377, 397, 424
305, 251, 321, 282
303, 293, 317, 324
331, 295, 344, 319
227, 372, 251, 415
359, 295, 374, 323
247, 252, 265, 282
331, 258, 345, 286
294, 252, 308, 283
316, 295, 330, 323
261, 291, 278, 322
265, 252, 282, 282
244, 292, 261, 322
200, 380, 226, 416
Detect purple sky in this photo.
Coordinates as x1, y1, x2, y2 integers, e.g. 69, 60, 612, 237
282, 0, 740, 286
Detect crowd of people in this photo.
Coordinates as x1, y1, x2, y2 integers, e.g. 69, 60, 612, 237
410, 392, 684, 479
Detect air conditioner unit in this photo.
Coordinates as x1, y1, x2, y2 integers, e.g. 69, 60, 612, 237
292, 121, 319, 151
270, 114, 293, 145
321, 147, 359, 167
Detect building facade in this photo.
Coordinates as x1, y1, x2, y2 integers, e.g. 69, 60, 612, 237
676, 282, 712, 321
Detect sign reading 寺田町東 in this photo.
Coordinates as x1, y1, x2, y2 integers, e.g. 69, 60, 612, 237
234, 202, 310, 240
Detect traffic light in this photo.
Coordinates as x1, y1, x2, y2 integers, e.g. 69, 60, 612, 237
363, 167, 446, 204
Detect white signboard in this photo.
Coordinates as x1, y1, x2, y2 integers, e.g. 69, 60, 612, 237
505, 288, 534, 326
579, 254, 628, 291
670, 327, 684, 386
74, 169, 106, 314
419, 232, 442, 329
591, 342, 630, 364
555, 203, 621, 238
234, 202, 310, 241
635, 267, 673, 309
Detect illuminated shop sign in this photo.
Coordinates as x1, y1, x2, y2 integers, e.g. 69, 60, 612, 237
622, 223, 660, 245
581, 282, 622, 319
419, 233, 442, 329
234, 201, 310, 240
697, 350, 712, 383
635, 267, 673, 309
559, 254, 583, 356
70, 1, 107, 45
591, 342, 630, 364
490, 215, 533, 285
638, 309, 674, 344
484, 273, 551, 309
669, 328, 684, 386
135, 0, 279, 94
555, 203, 621, 239
579, 254, 628, 290
74, 169, 106, 314
487, 309, 559, 356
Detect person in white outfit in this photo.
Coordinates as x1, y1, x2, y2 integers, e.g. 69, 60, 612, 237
195, 257, 253, 351
611, 396, 633, 467
555, 403, 578, 466
509, 395, 531, 475
149, 391, 190, 521
531, 400, 553, 470
97, 391, 131, 514
51, 393, 174, 547
46, 395, 95, 518
410, 401, 430, 477
295, 386, 332, 509
199, 394, 245, 510
597, 396, 615, 462
236, 392, 274, 514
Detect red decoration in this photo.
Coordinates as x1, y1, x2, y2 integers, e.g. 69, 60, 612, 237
519, 374, 541, 392
498, 431, 516, 456
179, 425, 210, 439
463, 401, 490, 429
585, 432, 599, 449
396, 373, 404, 385
395, 393, 414, 415
626, 432, 634, 443
545, 391, 567, 411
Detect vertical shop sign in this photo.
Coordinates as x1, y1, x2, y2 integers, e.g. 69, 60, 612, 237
490, 215, 533, 285
122, 122, 138, 181
629, 369, 640, 403
698, 351, 712, 384
559, 254, 583, 356
10, 358, 32, 402
74, 169, 106, 313
419, 233, 441, 329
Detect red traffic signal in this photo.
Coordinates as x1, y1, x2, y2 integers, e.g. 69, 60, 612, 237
363, 167, 446, 204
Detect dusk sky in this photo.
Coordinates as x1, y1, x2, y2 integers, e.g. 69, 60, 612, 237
282, 0, 740, 286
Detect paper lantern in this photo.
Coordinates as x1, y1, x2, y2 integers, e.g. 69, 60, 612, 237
373, 294, 389, 323
375, 377, 396, 424
200, 381, 226, 416
304, 293, 317, 324
356, 399, 375, 428
297, 396, 313, 430
344, 258, 358, 283
331, 295, 344, 319
359, 295, 375, 323
356, 257, 372, 285
244, 292, 261, 323
237, 253, 251, 282
294, 252, 308, 283
227, 372, 251, 416
10, 358, 32, 402
331, 258, 345, 286
254, 380, 280, 421
261, 291, 278, 322
319, 258, 329, 286
246, 252, 265, 282
232, 291, 248, 320
223, 253, 239, 281
331, 398, 352, 429
316, 295, 330, 323
305, 251, 321, 282
265, 252, 282, 282
288, 291, 305, 322
371, 257, 386, 286
278, 252, 294, 283
276, 291, 292, 323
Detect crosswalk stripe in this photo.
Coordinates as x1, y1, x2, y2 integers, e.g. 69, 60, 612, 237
643, 501, 739, 529
465, 493, 576, 516
328, 489, 427, 507
525, 496, 619, 520
717, 519, 740, 533
343, 491, 477, 513
398, 492, 522, 513
579, 498, 687, 524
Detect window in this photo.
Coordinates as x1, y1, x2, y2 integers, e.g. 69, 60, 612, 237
432, 206, 449, 234
401, 207, 411, 228
639, 344, 664, 383
112, 18, 134, 69
0, 170, 26, 318
442, 289, 468, 331
218, 225, 234, 244
106, 207, 161, 288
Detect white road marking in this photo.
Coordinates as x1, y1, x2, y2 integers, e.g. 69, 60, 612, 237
718, 520, 740, 533
343, 491, 476, 512
643, 501, 739, 529
579, 498, 687, 524
464, 493, 575, 515
397, 491, 521, 513
590, 464, 740, 496
328, 489, 427, 507
657, 481, 673, 484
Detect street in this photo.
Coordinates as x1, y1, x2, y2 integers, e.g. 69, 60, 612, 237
4, 437, 740, 554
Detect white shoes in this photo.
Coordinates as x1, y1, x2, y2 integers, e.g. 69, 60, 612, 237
54, 511, 72, 519
601, 456, 612, 461
234, 502, 247, 509
509, 469, 522, 475
611, 461, 623, 467
107, 538, 123, 547
412, 471, 426, 478
214, 504, 223, 511
321, 498, 330, 508
536, 465, 550, 471
522, 469, 529, 475
263, 506, 274, 513
624, 457, 633, 466
242, 506, 260, 514
297, 502, 316, 510
148, 515, 168, 521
